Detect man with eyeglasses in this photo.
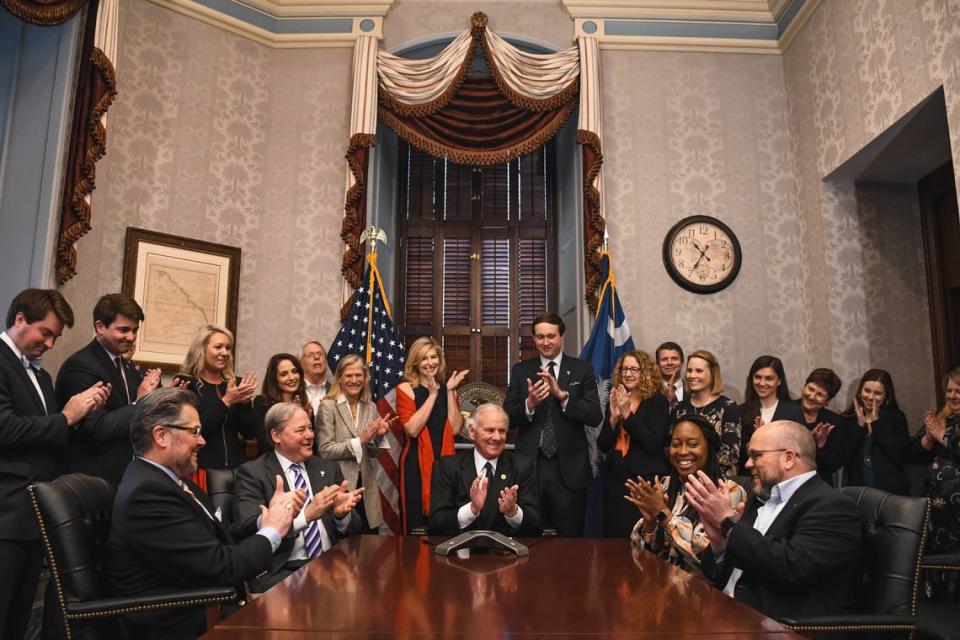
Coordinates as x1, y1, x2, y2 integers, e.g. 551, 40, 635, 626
683, 420, 862, 619
107, 387, 304, 639
300, 341, 329, 416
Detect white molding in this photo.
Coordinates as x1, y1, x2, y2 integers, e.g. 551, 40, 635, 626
238, 0, 393, 18
777, 0, 821, 52
562, 0, 781, 22
597, 35, 781, 54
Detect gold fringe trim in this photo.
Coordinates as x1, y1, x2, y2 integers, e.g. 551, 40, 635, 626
340, 133, 376, 290
0, 0, 85, 25
378, 40, 477, 118
577, 129, 605, 310
478, 30, 580, 113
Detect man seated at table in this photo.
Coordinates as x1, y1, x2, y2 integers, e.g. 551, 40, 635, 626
683, 420, 862, 620
106, 388, 303, 639
234, 402, 363, 592
429, 403, 542, 536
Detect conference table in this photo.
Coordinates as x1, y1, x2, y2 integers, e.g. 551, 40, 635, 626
203, 535, 803, 638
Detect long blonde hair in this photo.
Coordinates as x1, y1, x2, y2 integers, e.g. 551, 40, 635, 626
180, 324, 236, 384
938, 367, 960, 421
403, 337, 447, 388
326, 354, 372, 402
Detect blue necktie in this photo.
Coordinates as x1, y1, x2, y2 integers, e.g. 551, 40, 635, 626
290, 463, 323, 559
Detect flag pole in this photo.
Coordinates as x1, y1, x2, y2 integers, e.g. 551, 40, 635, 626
360, 226, 388, 366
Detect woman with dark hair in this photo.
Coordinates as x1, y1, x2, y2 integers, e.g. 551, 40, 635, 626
253, 353, 312, 454
626, 414, 746, 575
908, 367, 960, 600
842, 369, 909, 495
737, 355, 803, 473
795, 368, 846, 483
597, 350, 670, 537
671, 350, 742, 479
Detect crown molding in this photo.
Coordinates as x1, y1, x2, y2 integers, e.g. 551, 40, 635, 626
237, 0, 393, 18
562, 0, 785, 22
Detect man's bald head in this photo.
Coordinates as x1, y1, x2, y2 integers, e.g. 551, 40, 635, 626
747, 421, 817, 500
760, 420, 817, 465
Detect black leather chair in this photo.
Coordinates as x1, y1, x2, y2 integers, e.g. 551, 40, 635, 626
205, 468, 237, 525
29, 474, 236, 640
781, 486, 930, 638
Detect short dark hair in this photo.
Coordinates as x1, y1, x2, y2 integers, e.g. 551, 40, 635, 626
6, 288, 74, 329
805, 368, 842, 400
656, 341, 684, 362
130, 387, 199, 456
531, 312, 565, 336
93, 293, 144, 327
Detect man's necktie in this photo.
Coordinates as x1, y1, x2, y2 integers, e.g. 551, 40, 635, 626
182, 483, 214, 521
291, 463, 323, 559
539, 362, 558, 458
483, 461, 494, 482
115, 357, 131, 404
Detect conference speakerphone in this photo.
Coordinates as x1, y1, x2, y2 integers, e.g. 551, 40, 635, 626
433, 530, 529, 557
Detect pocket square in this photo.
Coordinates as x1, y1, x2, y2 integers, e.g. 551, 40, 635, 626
568, 380, 581, 386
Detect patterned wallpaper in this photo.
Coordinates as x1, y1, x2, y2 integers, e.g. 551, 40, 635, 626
48, 0, 954, 426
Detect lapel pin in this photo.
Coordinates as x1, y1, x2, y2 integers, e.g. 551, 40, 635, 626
320, 470, 326, 477
500, 474, 507, 480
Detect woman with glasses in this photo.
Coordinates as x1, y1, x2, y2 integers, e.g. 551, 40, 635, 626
253, 353, 312, 454
842, 369, 909, 495
598, 350, 670, 537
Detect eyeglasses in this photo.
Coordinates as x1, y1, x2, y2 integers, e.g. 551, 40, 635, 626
747, 448, 788, 461
303, 352, 326, 360
621, 366, 642, 374
163, 424, 203, 438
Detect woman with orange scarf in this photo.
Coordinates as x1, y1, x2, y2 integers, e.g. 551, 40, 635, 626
396, 337, 468, 534
597, 350, 671, 537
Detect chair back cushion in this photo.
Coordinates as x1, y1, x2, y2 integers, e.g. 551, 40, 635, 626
205, 468, 236, 524
841, 486, 928, 617
29, 474, 114, 604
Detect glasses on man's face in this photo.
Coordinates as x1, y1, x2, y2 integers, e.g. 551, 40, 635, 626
163, 424, 203, 438
304, 352, 326, 360
747, 448, 788, 461
621, 366, 642, 374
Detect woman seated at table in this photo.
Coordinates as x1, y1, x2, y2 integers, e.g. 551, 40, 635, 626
597, 350, 670, 537
907, 367, 960, 600
253, 353, 312, 454
842, 369, 910, 495
177, 324, 258, 488
737, 355, 803, 473
626, 414, 746, 575
396, 337, 468, 534
316, 354, 395, 533
796, 368, 846, 483
672, 350, 741, 479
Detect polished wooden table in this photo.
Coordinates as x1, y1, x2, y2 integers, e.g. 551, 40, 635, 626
203, 535, 802, 638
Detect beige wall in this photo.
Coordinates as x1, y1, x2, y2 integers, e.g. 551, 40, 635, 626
50, 0, 953, 425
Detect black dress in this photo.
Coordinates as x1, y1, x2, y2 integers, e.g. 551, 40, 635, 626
400, 385, 449, 533
598, 393, 670, 537
192, 378, 257, 469
671, 396, 742, 479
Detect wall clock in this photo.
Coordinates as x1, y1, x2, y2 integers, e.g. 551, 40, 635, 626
662, 215, 742, 294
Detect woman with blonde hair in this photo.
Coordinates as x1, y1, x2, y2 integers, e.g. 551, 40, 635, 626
175, 324, 257, 488
597, 350, 670, 537
396, 337, 468, 533
671, 349, 741, 479
316, 354, 395, 533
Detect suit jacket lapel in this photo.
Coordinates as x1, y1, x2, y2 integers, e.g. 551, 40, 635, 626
337, 400, 360, 438
0, 340, 48, 414
763, 477, 814, 537
264, 452, 291, 492
556, 355, 570, 391
460, 451, 478, 498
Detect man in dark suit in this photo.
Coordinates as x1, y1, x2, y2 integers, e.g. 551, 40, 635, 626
503, 312, 602, 537
234, 402, 363, 593
57, 293, 162, 487
685, 420, 862, 620
106, 387, 302, 639
430, 403, 541, 536
0, 289, 109, 640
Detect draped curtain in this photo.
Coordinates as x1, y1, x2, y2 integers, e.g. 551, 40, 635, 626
341, 12, 607, 309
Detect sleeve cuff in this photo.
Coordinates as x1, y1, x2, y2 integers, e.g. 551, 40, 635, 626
257, 527, 282, 553
457, 503, 479, 529
505, 505, 523, 529
292, 513, 308, 534
335, 513, 351, 534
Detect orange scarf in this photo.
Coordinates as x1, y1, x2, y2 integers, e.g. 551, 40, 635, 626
397, 388, 456, 523
614, 405, 639, 457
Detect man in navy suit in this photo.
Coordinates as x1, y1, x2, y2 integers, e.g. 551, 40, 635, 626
234, 402, 363, 593
0, 289, 109, 640
429, 403, 541, 537
503, 313, 602, 537
57, 293, 162, 487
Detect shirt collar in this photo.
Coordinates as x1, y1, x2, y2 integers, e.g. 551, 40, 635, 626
539, 354, 562, 371
0, 331, 40, 369
96, 336, 122, 361
137, 456, 183, 487
274, 450, 300, 473
765, 470, 817, 506
473, 448, 498, 474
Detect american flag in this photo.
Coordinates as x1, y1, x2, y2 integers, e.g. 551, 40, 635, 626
327, 253, 405, 534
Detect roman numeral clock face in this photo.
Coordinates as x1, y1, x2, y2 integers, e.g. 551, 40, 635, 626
662, 215, 742, 294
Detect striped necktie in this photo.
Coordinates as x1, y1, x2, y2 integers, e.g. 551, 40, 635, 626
290, 463, 323, 559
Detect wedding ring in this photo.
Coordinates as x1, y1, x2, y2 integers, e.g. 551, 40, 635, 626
285, 502, 292, 510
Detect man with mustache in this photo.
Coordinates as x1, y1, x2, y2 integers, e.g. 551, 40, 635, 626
684, 420, 862, 619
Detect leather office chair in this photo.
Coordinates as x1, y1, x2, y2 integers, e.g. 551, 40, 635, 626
204, 467, 236, 525
29, 474, 236, 640
781, 486, 930, 638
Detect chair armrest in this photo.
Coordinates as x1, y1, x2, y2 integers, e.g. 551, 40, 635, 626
64, 587, 237, 619
922, 553, 960, 571
781, 614, 915, 633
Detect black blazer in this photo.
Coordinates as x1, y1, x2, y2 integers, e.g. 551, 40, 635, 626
797, 405, 846, 484
842, 406, 910, 495
56, 338, 142, 487
597, 393, 671, 479
701, 475, 862, 619
189, 378, 257, 469
429, 449, 542, 537
233, 450, 359, 587
106, 457, 272, 631
503, 354, 602, 491
0, 339, 69, 541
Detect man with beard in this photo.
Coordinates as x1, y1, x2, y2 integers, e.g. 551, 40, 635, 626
683, 420, 862, 619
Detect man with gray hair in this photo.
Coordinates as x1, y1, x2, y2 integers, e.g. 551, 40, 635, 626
106, 388, 304, 638
234, 402, 362, 592
300, 340, 329, 416
429, 403, 541, 536
684, 420, 862, 620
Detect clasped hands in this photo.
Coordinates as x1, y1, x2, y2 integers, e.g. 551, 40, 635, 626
624, 476, 669, 534
304, 481, 365, 521
359, 415, 397, 445
682, 471, 745, 555
222, 371, 258, 406
469, 474, 519, 518
922, 410, 947, 448
62, 381, 112, 425
260, 475, 306, 536
525, 368, 565, 412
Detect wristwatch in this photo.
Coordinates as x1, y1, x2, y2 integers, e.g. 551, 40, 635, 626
720, 515, 738, 537
655, 510, 668, 526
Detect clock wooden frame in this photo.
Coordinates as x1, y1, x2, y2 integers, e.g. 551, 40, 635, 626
661, 215, 742, 294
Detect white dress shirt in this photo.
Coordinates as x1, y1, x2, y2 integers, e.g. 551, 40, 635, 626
275, 451, 350, 561
525, 354, 569, 418
1, 331, 47, 413
456, 449, 524, 530
97, 337, 131, 404
304, 381, 328, 416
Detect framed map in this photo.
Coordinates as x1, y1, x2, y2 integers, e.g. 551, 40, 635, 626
121, 228, 241, 373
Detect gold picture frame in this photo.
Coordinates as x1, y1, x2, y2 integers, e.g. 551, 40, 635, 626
121, 227, 241, 373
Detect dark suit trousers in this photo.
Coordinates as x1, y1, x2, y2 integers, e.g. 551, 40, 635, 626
537, 456, 586, 537
0, 539, 42, 640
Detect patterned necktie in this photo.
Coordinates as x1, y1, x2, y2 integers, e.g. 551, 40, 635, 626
115, 357, 131, 404
290, 463, 323, 559
539, 362, 558, 458
181, 483, 214, 521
